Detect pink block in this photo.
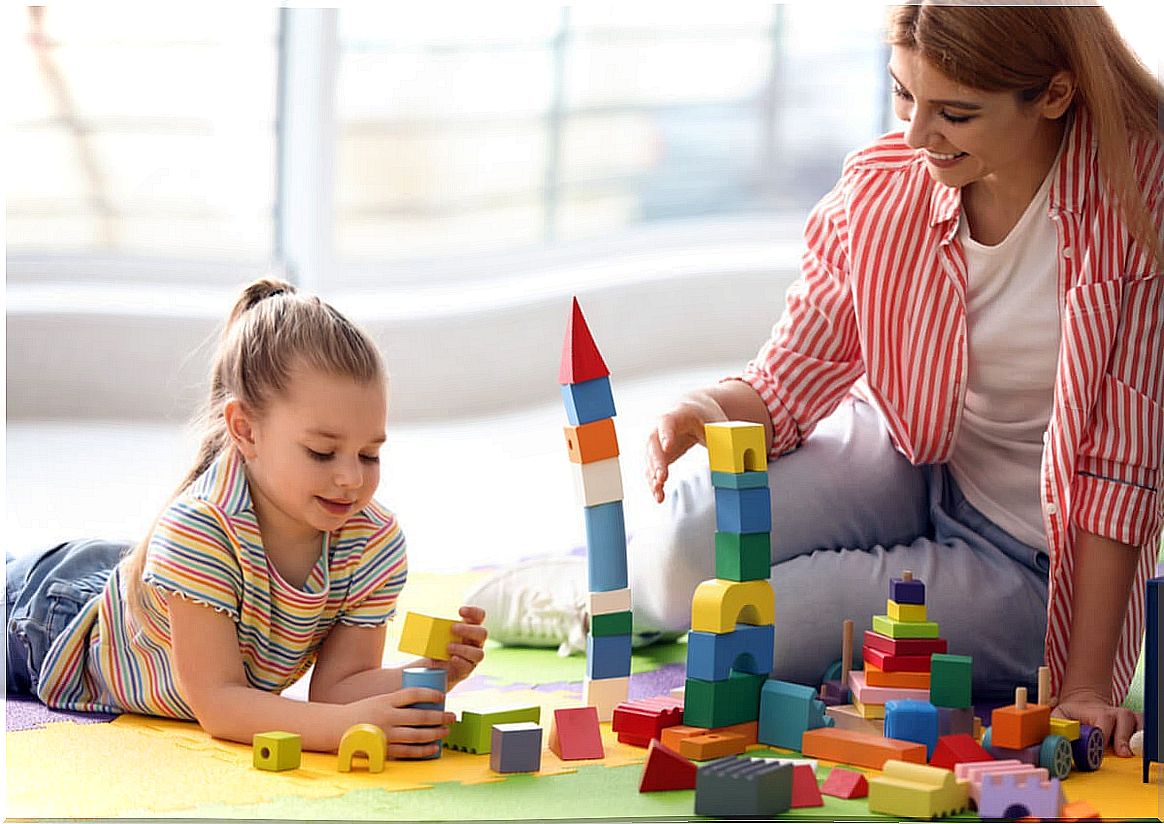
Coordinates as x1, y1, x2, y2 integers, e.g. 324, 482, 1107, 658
847, 671, 930, 704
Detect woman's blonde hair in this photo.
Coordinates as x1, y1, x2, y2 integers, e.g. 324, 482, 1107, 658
123, 278, 385, 625
888, 2, 1164, 268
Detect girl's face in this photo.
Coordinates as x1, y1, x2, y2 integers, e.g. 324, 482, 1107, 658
232, 364, 388, 544
888, 46, 1071, 193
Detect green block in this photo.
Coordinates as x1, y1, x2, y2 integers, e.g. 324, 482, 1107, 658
591, 610, 633, 637
710, 470, 769, 490
929, 653, 973, 708
445, 705, 541, 754
715, 531, 771, 582
872, 614, 940, 639
253, 731, 301, 771
683, 671, 766, 728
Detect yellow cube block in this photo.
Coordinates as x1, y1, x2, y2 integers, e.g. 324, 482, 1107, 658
399, 612, 456, 660
887, 600, 927, 622
704, 422, 767, 474
253, 731, 301, 771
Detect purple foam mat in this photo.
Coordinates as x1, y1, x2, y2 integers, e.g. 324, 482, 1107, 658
6, 695, 118, 732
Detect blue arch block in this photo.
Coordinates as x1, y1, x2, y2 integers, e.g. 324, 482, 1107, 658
561, 377, 616, 426
686, 624, 774, 682
714, 486, 772, 534
584, 501, 627, 592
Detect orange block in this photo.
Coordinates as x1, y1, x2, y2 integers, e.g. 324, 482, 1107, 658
864, 662, 931, 690
660, 721, 758, 751
990, 703, 1051, 750
800, 727, 927, 770
679, 731, 749, 761
564, 418, 619, 463
1060, 799, 1101, 820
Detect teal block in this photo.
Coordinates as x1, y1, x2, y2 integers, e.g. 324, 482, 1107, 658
929, 653, 973, 708
757, 679, 834, 750
714, 531, 770, 581
683, 672, 766, 728
710, 470, 769, 490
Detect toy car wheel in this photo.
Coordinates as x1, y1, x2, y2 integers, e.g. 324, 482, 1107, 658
1039, 734, 1072, 780
1071, 724, 1104, 771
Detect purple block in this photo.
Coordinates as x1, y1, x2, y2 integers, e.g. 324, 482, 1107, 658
490, 722, 543, 773
889, 576, 926, 605
986, 741, 1042, 766
978, 774, 1063, 819
819, 680, 850, 706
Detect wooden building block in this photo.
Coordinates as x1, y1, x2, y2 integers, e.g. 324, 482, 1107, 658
686, 624, 773, 681
848, 671, 930, 705
548, 706, 605, 760
590, 610, 632, 637
800, 727, 927, 770
639, 738, 697, 792
694, 756, 792, 817
559, 297, 610, 384
583, 500, 627, 592
1048, 717, 1080, 742
585, 633, 632, 679
887, 600, 927, 622
714, 486, 772, 534
683, 672, 766, 728
883, 699, 939, 759
611, 695, 684, 747
560, 376, 616, 426
936, 706, 976, 737
401, 666, 446, 760
714, 531, 771, 582
757, 679, 834, 751
867, 760, 969, 819
929, 653, 973, 709
253, 731, 301, 771
872, 614, 940, 639
864, 662, 931, 690
704, 422, 767, 474
863, 630, 947, 657
337, 724, 387, 773
680, 731, 750, 761
863, 646, 933, 673
489, 722, 543, 773
851, 697, 886, 720
398, 612, 456, 661
584, 675, 630, 722
587, 587, 631, 615
819, 767, 868, 799
930, 733, 993, 771
790, 763, 824, 808
825, 704, 884, 736
690, 579, 774, 633
659, 719, 759, 751
570, 456, 624, 507
445, 705, 541, 754
991, 688, 1051, 750
563, 417, 619, 464
888, 572, 926, 605
710, 470, 768, 489
978, 773, 1064, 820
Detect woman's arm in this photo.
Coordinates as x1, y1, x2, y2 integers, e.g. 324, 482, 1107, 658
164, 594, 452, 756
1054, 529, 1143, 756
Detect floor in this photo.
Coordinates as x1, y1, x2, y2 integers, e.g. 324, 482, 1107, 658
6, 364, 733, 573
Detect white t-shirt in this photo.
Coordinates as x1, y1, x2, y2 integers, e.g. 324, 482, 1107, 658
949, 166, 1060, 551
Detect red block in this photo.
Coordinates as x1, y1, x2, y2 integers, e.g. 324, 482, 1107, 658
863, 646, 933, 673
612, 696, 685, 748
548, 706, 605, 760
930, 734, 995, 771
863, 631, 948, 657
791, 763, 824, 808
820, 767, 869, 799
559, 297, 610, 384
639, 739, 696, 792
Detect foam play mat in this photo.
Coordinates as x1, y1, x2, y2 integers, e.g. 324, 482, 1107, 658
7, 570, 1161, 820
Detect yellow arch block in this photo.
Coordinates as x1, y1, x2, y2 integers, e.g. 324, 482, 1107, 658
337, 723, 387, 773
691, 579, 775, 633
705, 422, 767, 473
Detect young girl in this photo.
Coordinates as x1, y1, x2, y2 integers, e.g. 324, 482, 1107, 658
472, 3, 1160, 759
6, 278, 487, 757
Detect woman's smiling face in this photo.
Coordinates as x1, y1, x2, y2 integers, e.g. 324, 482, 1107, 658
888, 45, 1071, 193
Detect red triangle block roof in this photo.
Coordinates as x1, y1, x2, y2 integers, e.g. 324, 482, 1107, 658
559, 296, 610, 385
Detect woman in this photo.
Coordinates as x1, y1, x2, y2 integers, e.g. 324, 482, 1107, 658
472, 3, 1161, 758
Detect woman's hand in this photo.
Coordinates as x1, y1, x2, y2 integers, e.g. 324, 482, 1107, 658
645, 390, 728, 503
347, 689, 457, 759
419, 605, 487, 690
1052, 687, 1142, 757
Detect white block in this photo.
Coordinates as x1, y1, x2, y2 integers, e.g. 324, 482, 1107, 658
571, 457, 623, 508
583, 676, 630, 722
587, 587, 631, 616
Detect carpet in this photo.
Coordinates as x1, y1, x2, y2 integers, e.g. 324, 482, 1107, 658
6, 570, 1161, 821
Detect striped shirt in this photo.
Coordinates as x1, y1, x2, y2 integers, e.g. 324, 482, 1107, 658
36, 448, 408, 717
740, 109, 1162, 703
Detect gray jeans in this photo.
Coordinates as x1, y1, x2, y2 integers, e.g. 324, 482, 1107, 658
627, 397, 1050, 700
5, 539, 129, 695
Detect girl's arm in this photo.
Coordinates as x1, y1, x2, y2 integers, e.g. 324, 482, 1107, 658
164, 593, 452, 756
309, 606, 487, 705
1054, 529, 1143, 757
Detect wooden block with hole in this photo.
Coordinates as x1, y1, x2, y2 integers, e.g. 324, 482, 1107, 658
990, 687, 1051, 750
564, 417, 619, 463
679, 731, 751, 761
253, 731, 301, 771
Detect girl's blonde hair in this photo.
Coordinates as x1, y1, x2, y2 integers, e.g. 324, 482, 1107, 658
888, 2, 1164, 268
123, 278, 385, 625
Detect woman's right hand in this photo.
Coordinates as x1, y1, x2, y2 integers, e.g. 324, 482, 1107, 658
347, 688, 456, 759
645, 389, 728, 503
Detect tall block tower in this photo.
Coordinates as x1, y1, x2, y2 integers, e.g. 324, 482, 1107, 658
560, 297, 631, 720
682, 422, 775, 729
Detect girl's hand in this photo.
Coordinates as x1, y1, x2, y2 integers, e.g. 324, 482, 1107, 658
348, 688, 456, 759
645, 391, 728, 503
421, 606, 487, 690
1052, 687, 1142, 757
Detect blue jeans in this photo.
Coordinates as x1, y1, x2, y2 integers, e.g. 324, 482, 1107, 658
5, 539, 130, 695
627, 397, 1051, 700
